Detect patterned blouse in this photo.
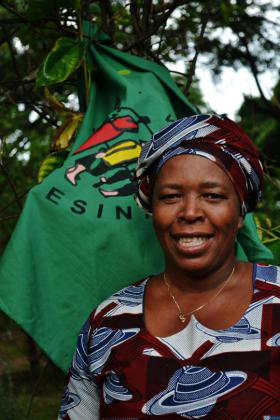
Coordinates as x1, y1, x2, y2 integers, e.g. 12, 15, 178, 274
59, 264, 280, 419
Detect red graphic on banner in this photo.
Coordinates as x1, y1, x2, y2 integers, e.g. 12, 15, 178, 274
73, 116, 139, 155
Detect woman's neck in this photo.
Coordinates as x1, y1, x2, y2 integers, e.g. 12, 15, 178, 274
164, 258, 239, 294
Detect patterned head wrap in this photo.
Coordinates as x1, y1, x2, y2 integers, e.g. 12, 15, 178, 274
135, 114, 263, 215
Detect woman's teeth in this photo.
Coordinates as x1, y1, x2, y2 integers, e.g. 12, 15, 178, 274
178, 237, 208, 246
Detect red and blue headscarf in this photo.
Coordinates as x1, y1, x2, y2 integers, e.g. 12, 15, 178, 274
135, 114, 263, 215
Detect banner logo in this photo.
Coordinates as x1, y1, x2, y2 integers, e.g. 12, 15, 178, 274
65, 106, 152, 198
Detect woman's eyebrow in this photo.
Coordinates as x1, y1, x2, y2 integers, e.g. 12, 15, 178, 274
200, 181, 224, 188
159, 183, 181, 189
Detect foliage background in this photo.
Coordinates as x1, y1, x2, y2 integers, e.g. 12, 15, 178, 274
0, 0, 280, 417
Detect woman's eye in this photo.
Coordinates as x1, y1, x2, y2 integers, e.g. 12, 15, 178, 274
204, 193, 225, 200
159, 193, 180, 202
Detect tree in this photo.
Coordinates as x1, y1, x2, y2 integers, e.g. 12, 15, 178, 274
1, 1, 280, 414
1, 0, 280, 253
237, 80, 280, 260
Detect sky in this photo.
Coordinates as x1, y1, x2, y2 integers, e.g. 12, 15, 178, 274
167, 1, 280, 120
196, 67, 278, 120
168, 61, 278, 120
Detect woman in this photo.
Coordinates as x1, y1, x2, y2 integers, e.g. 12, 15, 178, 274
59, 114, 280, 419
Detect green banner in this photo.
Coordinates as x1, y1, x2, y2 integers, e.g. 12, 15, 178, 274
0, 23, 273, 372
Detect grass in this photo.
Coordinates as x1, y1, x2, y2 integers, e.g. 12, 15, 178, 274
0, 312, 66, 420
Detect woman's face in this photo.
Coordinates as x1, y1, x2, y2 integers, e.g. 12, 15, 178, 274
152, 154, 243, 276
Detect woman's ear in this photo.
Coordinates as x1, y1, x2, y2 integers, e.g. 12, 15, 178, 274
237, 215, 244, 231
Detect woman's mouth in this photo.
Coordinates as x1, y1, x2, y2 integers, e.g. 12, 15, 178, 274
174, 235, 213, 252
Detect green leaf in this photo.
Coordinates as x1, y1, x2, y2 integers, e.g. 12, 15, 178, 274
36, 38, 85, 87
89, 3, 101, 15
53, 114, 83, 150
38, 152, 68, 182
266, 240, 280, 265
220, 0, 232, 22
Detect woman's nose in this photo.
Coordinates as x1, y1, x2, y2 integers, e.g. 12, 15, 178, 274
177, 195, 204, 223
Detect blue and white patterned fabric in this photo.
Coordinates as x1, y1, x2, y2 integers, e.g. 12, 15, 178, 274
59, 264, 280, 419
135, 114, 264, 215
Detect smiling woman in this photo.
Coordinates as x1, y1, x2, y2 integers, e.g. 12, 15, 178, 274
152, 155, 242, 278
58, 115, 280, 419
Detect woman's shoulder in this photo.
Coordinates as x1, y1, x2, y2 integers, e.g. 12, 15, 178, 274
89, 276, 151, 325
254, 263, 280, 286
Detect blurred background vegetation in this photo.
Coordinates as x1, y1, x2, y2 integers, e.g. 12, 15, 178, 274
0, 0, 280, 417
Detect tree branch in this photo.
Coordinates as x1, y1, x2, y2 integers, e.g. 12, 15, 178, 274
82, 0, 92, 21
261, 16, 280, 27
98, 0, 115, 40
0, 162, 22, 211
168, 69, 188, 77
0, 18, 25, 24
130, 0, 142, 36
142, 0, 153, 34
184, 12, 209, 96
0, 189, 31, 215
124, 0, 184, 52
8, 39, 21, 81
152, 0, 186, 33
0, 2, 67, 36
0, 17, 60, 24
238, 35, 269, 103
265, 172, 280, 193
0, 79, 35, 86
1, 1, 33, 24
0, 86, 17, 105
236, 37, 280, 120
0, 27, 19, 47
0, 214, 20, 221
152, 1, 185, 14
144, 45, 166, 67
28, 103, 59, 127
155, 11, 169, 55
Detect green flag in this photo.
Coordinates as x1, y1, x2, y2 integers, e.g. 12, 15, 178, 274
0, 23, 273, 372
